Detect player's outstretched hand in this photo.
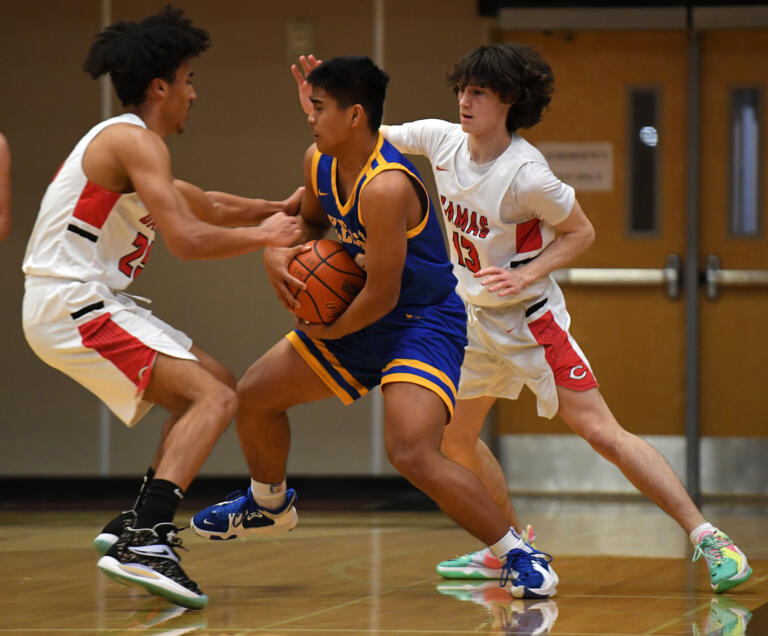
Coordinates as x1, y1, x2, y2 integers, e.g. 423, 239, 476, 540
259, 212, 301, 247
282, 186, 304, 216
263, 244, 311, 311
291, 54, 323, 115
474, 266, 531, 296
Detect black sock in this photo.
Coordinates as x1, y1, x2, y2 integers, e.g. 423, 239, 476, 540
131, 466, 156, 511
134, 479, 184, 529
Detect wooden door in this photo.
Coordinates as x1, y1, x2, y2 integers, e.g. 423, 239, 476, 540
699, 30, 768, 437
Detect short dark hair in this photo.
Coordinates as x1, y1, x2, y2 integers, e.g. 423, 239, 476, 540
307, 56, 389, 132
447, 43, 554, 133
83, 5, 211, 107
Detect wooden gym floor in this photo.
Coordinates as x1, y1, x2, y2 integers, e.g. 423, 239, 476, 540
1, 499, 766, 635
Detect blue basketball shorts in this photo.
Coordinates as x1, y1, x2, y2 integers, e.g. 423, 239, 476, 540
286, 296, 467, 417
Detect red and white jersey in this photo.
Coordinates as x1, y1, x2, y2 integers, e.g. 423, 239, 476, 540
23, 114, 156, 291
387, 119, 574, 307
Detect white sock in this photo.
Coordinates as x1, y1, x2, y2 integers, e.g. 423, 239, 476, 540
250, 478, 287, 509
489, 529, 526, 560
690, 522, 717, 546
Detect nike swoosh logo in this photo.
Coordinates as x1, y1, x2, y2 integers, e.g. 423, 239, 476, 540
202, 519, 215, 526
435, 166, 449, 172
129, 545, 179, 561
318, 191, 329, 196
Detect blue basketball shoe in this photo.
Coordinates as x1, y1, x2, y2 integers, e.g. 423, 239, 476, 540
190, 488, 298, 540
500, 547, 558, 599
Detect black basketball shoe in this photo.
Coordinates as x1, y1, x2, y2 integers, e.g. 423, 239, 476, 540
97, 523, 208, 610
93, 510, 137, 555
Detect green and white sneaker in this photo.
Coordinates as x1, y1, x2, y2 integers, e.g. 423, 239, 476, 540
692, 530, 752, 593
435, 525, 537, 581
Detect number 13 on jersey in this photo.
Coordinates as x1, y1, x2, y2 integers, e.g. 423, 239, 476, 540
451, 231, 481, 273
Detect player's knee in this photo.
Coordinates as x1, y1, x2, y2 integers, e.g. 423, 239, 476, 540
207, 382, 237, 429
440, 424, 474, 460
386, 441, 431, 482
236, 371, 278, 415
582, 425, 622, 461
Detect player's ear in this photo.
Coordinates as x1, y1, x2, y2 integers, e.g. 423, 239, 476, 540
149, 77, 168, 99
350, 104, 364, 128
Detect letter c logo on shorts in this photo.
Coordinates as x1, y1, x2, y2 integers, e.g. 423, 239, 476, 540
570, 365, 588, 380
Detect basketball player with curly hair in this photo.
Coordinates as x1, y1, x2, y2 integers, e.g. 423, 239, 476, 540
292, 43, 751, 594
22, 6, 300, 608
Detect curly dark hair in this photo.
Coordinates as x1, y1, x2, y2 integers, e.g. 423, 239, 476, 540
83, 5, 210, 107
307, 56, 389, 132
447, 43, 554, 133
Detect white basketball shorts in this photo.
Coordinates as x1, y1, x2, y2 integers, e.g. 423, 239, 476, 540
22, 278, 197, 427
458, 281, 597, 419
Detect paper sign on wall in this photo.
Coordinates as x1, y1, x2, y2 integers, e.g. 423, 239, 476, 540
536, 142, 613, 192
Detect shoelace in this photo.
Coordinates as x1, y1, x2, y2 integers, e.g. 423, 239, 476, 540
499, 548, 553, 587
692, 534, 729, 566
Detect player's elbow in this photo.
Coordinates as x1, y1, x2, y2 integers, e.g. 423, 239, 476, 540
165, 231, 204, 261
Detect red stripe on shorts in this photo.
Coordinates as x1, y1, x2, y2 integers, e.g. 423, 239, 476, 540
72, 181, 121, 229
78, 312, 157, 395
516, 218, 543, 253
527, 310, 598, 391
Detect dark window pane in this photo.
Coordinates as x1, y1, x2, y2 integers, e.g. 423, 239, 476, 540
730, 88, 761, 237
629, 89, 659, 234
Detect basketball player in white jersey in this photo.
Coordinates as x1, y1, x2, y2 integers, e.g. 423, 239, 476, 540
22, 8, 300, 609
292, 47, 751, 594
0, 131, 10, 242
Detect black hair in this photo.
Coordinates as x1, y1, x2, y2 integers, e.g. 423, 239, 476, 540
83, 5, 210, 107
307, 56, 389, 132
447, 43, 554, 132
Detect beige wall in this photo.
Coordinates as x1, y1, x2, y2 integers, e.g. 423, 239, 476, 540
0, 0, 487, 475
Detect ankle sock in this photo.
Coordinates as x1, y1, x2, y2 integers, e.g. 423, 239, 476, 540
490, 529, 526, 560
135, 479, 184, 529
690, 522, 717, 546
250, 478, 287, 509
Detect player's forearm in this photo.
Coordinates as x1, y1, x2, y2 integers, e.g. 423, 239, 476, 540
517, 226, 595, 284
167, 223, 276, 260
322, 286, 397, 339
206, 191, 286, 227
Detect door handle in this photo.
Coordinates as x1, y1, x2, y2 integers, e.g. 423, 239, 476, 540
704, 253, 768, 300
552, 253, 682, 299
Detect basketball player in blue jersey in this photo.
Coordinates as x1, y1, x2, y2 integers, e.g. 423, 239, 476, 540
191, 56, 558, 599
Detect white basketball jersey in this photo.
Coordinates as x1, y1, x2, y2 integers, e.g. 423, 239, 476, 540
23, 114, 156, 291
387, 120, 574, 307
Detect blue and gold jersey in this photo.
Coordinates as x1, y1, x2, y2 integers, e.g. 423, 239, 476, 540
311, 133, 458, 309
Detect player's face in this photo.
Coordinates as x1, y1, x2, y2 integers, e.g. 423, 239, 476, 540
165, 60, 197, 134
457, 83, 511, 138
307, 87, 352, 154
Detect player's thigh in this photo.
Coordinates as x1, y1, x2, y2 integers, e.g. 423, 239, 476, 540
557, 385, 618, 436
446, 396, 497, 444
144, 353, 232, 415
190, 343, 236, 389
382, 381, 448, 453
238, 336, 333, 411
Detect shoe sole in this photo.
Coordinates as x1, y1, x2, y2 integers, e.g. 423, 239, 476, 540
436, 566, 501, 580
190, 507, 298, 541
97, 556, 208, 610
713, 566, 753, 593
93, 533, 119, 556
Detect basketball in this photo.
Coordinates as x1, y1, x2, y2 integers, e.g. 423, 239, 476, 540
288, 239, 366, 324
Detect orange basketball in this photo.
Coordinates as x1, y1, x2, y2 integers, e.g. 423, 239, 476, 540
288, 239, 366, 324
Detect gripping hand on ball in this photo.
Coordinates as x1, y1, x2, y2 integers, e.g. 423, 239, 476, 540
258, 212, 302, 247
263, 244, 311, 311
